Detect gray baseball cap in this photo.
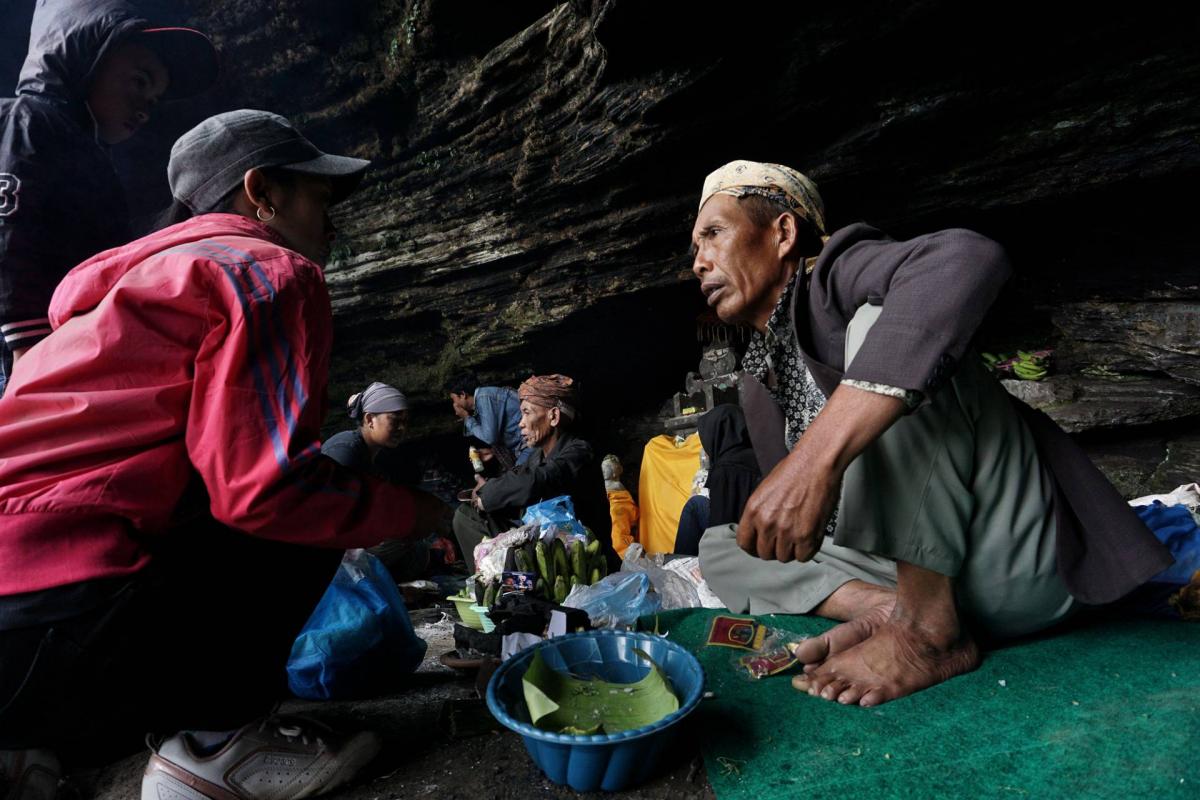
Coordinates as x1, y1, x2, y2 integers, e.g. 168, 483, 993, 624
168, 109, 370, 214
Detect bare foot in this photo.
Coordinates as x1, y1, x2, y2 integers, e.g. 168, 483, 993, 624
812, 579, 896, 622
796, 614, 980, 706
790, 603, 893, 674
795, 562, 980, 706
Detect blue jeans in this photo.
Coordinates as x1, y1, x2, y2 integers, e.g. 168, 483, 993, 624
0, 346, 10, 398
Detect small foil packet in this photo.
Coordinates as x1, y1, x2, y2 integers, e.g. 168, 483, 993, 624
705, 615, 809, 679
738, 644, 800, 679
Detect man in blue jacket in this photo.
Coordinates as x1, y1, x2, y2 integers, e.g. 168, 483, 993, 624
0, 0, 218, 395
447, 371, 533, 468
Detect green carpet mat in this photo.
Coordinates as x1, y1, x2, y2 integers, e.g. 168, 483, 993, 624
644, 609, 1200, 800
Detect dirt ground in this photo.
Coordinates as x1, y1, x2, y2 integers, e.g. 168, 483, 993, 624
85, 605, 715, 800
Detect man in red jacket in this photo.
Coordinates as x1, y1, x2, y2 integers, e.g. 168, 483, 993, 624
0, 110, 446, 799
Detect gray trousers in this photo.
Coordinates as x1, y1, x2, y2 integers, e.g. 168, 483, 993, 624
700, 305, 1077, 640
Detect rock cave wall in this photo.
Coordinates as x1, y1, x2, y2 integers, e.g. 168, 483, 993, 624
3, 0, 1198, 494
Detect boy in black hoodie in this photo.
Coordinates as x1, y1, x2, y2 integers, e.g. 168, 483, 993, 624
0, 0, 218, 395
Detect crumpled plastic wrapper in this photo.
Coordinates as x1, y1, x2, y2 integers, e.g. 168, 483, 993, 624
473, 525, 535, 584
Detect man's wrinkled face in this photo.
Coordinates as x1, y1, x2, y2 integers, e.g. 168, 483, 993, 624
519, 400, 557, 448
87, 42, 169, 145
691, 193, 788, 330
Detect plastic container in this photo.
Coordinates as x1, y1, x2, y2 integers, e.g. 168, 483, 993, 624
469, 604, 496, 633
448, 595, 484, 630
486, 630, 705, 792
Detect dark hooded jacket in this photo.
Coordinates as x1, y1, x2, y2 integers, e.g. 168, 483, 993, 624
698, 404, 762, 527
0, 0, 150, 352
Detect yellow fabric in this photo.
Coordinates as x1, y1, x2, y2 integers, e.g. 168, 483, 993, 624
607, 488, 639, 560
636, 434, 702, 555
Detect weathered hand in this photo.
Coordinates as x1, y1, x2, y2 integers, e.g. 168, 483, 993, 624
735, 383, 906, 563
736, 445, 841, 562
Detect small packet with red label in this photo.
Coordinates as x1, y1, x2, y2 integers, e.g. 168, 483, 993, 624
738, 644, 800, 679
709, 618, 810, 680
705, 615, 767, 650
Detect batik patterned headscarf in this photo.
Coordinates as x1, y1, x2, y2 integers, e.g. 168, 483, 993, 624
518, 374, 578, 420
699, 160, 826, 236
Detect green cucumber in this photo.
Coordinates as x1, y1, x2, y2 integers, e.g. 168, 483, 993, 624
552, 538, 569, 581
536, 541, 552, 584
570, 539, 586, 583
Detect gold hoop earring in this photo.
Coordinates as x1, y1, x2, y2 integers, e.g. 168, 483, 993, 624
256, 206, 276, 222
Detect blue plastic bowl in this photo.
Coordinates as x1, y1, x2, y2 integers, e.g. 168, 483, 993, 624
486, 630, 705, 792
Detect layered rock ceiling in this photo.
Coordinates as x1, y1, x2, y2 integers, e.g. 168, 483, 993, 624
4, 0, 1199, 494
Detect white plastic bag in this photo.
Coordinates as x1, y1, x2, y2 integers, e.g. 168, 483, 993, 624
473, 525, 535, 584
620, 544, 701, 610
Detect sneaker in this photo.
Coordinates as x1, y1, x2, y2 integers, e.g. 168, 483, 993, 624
0, 749, 60, 800
141, 716, 380, 800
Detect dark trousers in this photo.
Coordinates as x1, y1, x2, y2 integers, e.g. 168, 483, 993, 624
672, 495, 711, 556
452, 504, 517, 573
0, 524, 341, 766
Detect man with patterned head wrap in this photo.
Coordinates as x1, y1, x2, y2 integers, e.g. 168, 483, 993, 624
691, 159, 1170, 708
451, 373, 609, 572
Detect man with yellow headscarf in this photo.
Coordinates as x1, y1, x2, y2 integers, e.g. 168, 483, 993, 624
690, 160, 1170, 708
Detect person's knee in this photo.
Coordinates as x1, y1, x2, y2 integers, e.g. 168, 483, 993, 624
697, 524, 740, 572
452, 504, 488, 567
698, 525, 751, 613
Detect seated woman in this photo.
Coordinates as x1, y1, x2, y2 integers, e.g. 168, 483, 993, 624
323, 382, 410, 475
674, 405, 762, 556
323, 383, 430, 581
0, 110, 444, 800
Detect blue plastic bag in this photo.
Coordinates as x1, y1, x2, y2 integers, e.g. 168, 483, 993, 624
1118, 502, 1200, 618
522, 494, 587, 541
287, 549, 427, 699
1135, 501, 1200, 584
